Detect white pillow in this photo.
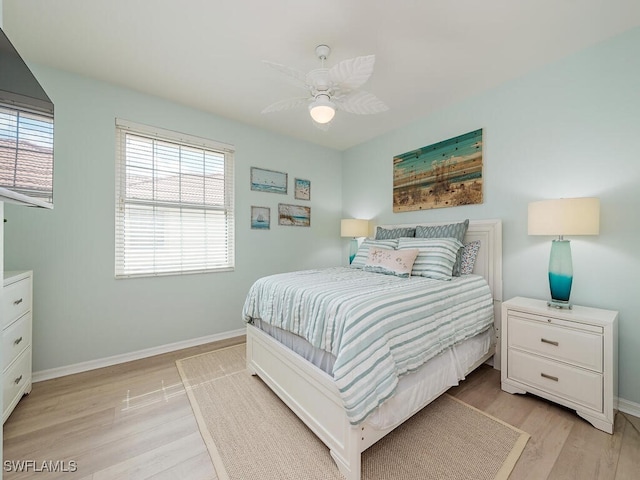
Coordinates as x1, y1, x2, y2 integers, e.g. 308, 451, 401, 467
397, 237, 463, 280
363, 247, 419, 278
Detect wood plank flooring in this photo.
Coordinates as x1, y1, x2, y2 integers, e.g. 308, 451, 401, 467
3, 336, 639, 479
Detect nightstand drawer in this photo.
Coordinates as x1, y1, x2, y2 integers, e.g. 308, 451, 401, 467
2, 312, 32, 370
508, 349, 602, 412
2, 277, 31, 328
508, 315, 602, 371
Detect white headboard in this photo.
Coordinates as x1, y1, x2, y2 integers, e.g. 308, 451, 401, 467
376, 219, 502, 301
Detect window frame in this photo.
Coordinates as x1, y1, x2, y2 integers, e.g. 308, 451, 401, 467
115, 119, 235, 279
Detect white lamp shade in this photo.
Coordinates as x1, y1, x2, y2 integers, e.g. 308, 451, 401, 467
309, 95, 336, 124
528, 197, 600, 236
341, 218, 369, 237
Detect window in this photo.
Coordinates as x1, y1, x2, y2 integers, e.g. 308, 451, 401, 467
0, 105, 54, 204
115, 119, 234, 278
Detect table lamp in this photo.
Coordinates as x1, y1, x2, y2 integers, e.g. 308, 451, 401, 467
341, 219, 369, 264
528, 197, 600, 309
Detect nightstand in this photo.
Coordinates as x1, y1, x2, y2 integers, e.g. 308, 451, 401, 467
501, 296, 618, 433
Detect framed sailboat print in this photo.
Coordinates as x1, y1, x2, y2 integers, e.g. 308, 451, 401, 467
251, 206, 270, 229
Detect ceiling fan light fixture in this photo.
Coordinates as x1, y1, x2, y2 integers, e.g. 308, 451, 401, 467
309, 94, 335, 124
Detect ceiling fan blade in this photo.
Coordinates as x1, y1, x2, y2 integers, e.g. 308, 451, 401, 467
261, 97, 309, 114
328, 55, 376, 91
334, 91, 389, 115
262, 61, 309, 90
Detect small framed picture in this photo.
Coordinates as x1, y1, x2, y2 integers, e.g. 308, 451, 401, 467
278, 203, 310, 227
294, 178, 311, 201
250, 167, 288, 194
251, 206, 270, 229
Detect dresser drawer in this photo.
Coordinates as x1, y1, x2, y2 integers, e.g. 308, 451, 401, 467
508, 315, 602, 371
3, 277, 31, 328
3, 346, 31, 417
2, 312, 32, 370
508, 349, 602, 412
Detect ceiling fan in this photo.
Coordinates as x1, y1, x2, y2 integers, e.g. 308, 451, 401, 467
261, 45, 388, 126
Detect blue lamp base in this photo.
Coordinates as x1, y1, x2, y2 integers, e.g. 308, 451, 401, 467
547, 239, 573, 309
348, 238, 358, 264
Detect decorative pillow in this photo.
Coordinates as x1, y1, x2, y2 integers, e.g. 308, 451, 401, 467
351, 238, 398, 268
397, 237, 463, 280
460, 240, 481, 275
363, 247, 419, 278
415, 220, 469, 276
414, 219, 469, 242
375, 226, 416, 240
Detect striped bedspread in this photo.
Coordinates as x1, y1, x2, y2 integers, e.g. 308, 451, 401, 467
242, 267, 494, 425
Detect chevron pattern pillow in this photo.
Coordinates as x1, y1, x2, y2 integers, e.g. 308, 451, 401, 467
414, 219, 469, 242
374, 226, 416, 240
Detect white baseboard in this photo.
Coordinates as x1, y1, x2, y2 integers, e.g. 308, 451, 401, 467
618, 397, 640, 419
32, 328, 246, 383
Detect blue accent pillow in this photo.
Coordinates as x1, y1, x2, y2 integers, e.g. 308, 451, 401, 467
375, 226, 416, 240
414, 219, 469, 242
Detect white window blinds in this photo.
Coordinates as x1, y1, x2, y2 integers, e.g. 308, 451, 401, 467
115, 119, 234, 278
0, 105, 54, 204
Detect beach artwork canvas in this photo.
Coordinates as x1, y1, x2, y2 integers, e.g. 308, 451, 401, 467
393, 129, 483, 212
278, 203, 310, 227
294, 178, 311, 200
251, 206, 270, 229
251, 167, 287, 194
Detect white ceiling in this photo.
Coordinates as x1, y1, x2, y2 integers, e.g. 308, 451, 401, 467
4, 1, 640, 151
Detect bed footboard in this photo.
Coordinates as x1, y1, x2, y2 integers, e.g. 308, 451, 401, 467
247, 322, 496, 479
246, 323, 362, 479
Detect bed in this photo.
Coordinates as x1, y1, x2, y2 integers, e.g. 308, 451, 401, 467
243, 219, 503, 480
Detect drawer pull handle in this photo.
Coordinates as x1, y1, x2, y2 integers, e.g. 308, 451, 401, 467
13, 298, 23, 306
14, 375, 22, 385
541, 372, 559, 382
541, 338, 559, 346
14, 336, 23, 346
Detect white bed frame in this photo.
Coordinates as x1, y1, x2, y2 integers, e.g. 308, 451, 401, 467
246, 219, 502, 480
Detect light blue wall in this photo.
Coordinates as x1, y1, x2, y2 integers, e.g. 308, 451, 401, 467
4, 66, 342, 371
4, 26, 639, 408
342, 28, 640, 405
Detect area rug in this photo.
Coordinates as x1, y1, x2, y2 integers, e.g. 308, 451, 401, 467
176, 344, 529, 480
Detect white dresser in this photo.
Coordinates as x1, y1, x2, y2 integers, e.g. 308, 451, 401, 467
501, 296, 618, 433
2, 270, 33, 423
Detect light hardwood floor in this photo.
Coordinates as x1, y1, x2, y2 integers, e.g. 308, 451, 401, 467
3, 336, 639, 479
